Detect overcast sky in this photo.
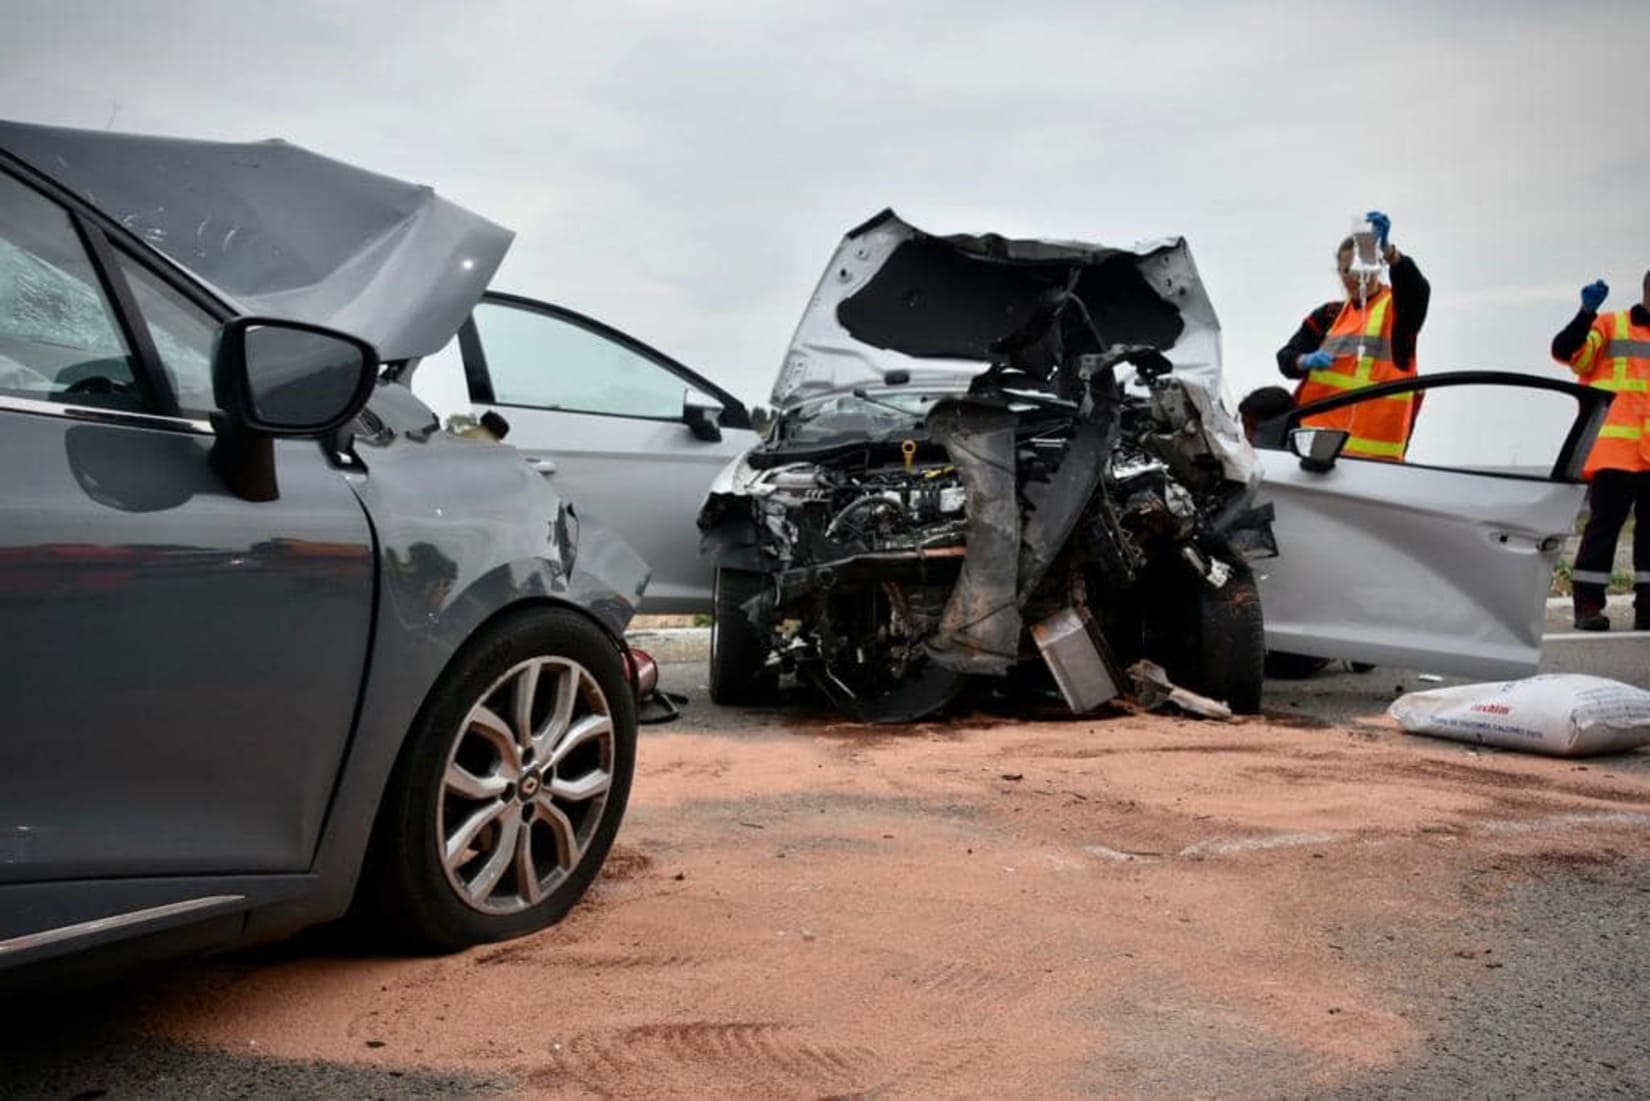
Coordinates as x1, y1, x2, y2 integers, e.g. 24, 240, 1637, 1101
5, 0, 1648, 466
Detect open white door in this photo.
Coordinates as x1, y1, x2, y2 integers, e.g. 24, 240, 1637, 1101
1253, 371, 1610, 678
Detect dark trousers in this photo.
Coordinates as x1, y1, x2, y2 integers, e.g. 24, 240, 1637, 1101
1573, 468, 1650, 614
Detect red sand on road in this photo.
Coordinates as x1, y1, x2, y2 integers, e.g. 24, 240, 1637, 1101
132, 710, 1650, 1096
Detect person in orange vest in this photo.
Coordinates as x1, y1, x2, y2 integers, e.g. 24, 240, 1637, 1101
1275, 211, 1430, 461
1550, 274, 1650, 632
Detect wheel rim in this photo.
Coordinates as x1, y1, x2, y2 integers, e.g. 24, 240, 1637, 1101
437, 656, 615, 915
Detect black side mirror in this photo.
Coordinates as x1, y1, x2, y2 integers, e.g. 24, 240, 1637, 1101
209, 317, 378, 501
1288, 426, 1350, 473
684, 387, 724, 443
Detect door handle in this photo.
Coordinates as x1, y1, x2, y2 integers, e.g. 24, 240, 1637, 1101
528, 457, 557, 476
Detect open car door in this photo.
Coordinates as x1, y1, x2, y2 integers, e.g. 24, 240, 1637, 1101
1252, 371, 1610, 678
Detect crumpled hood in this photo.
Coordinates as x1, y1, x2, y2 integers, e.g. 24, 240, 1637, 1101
772, 209, 1221, 410
0, 119, 512, 361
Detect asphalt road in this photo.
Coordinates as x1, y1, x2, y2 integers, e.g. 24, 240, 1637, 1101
4, 660, 1650, 1097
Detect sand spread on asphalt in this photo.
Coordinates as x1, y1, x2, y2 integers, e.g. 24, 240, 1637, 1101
129, 709, 1650, 1096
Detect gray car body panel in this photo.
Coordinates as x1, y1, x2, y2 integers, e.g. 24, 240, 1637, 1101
0, 415, 374, 884
0, 384, 647, 971
236, 382, 646, 940
0, 120, 514, 361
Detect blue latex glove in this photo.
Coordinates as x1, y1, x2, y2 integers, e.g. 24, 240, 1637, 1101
1365, 210, 1391, 248
1581, 279, 1609, 312
1300, 349, 1335, 371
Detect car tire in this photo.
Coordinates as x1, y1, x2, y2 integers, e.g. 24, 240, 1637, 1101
362, 607, 637, 953
709, 566, 776, 705
1179, 563, 1265, 715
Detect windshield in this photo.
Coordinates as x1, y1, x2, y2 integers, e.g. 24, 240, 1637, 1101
779, 390, 959, 444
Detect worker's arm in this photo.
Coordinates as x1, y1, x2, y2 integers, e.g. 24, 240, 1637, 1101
1276, 303, 1340, 379
1551, 281, 1609, 374
1385, 248, 1430, 372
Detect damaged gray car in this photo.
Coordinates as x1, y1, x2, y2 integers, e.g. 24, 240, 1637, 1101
699, 210, 1275, 722
0, 121, 650, 983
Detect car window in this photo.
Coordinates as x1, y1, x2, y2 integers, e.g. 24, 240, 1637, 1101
1301, 380, 1582, 476
115, 251, 218, 415
0, 171, 142, 410
474, 301, 686, 419
1403, 383, 1579, 474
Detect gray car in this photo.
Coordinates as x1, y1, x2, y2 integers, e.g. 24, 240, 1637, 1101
0, 122, 649, 984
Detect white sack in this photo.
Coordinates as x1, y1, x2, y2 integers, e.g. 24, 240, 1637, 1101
1388, 674, 1650, 757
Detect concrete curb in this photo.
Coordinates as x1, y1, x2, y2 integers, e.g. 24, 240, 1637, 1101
626, 626, 711, 664
1543, 593, 1639, 633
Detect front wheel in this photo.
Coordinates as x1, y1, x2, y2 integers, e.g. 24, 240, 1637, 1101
362, 608, 637, 952
1169, 563, 1265, 715
709, 566, 777, 705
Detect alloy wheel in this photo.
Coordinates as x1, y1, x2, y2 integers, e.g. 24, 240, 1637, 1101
437, 656, 615, 915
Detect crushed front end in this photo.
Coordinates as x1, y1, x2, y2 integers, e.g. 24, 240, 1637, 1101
699, 211, 1274, 722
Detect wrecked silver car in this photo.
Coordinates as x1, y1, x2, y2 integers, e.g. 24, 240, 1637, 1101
699, 210, 1274, 722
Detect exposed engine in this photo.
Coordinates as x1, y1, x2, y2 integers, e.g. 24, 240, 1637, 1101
701, 345, 1276, 722
699, 209, 1275, 723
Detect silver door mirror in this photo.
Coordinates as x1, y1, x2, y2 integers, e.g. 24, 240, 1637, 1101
1288, 427, 1350, 473
684, 388, 724, 442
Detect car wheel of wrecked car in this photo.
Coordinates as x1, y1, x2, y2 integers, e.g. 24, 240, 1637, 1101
1169, 564, 1265, 714
709, 566, 778, 705
363, 608, 637, 952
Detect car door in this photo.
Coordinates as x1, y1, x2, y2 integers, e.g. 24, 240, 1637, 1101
1252, 371, 1610, 678
0, 161, 375, 883
460, 293, 757, 614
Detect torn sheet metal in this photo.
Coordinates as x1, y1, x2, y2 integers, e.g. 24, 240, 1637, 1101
698, 211, 1271, 725
1128, 660, 1234, 721
923, 400, 1022, 674
0, 120, 512, 360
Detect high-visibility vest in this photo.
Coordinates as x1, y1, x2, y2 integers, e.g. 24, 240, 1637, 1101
1562, 310, 1650, 478
1294, 287, 1415, 461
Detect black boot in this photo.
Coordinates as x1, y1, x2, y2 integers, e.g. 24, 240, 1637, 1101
1576, 611, 1611, 631
1636, 608, 1650, 632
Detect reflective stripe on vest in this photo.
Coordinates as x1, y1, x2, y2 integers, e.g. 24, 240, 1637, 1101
1597, 313, 1650, 392
1305, 294, 1411, 401
1344, 435, 1407, 458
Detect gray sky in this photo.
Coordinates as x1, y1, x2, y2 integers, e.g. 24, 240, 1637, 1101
6, 0, 1648, 467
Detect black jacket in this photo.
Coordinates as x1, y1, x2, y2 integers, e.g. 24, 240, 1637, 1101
1276, 254, 1431, 379
1552, 302, 1650, 362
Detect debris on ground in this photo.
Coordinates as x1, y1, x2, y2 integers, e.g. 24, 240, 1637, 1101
1389, 674, 1650, 757
1127, 659, 1234, 721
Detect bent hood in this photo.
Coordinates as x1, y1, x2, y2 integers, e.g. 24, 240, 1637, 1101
0, 120, 512, 361
773, 209, 1220, 410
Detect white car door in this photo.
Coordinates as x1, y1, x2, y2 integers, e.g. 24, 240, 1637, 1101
458, 294, 757, 615
1253, 371, 1610, 678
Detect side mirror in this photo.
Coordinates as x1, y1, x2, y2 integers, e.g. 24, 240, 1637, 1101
684, 388, 724, 443
1288, 427, 1350, 473
209, 317, 379, 501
